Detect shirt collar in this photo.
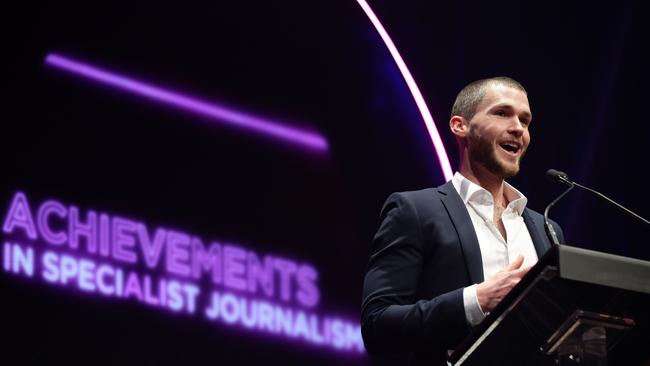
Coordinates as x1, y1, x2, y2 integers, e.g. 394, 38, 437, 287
451, 172, 528, 215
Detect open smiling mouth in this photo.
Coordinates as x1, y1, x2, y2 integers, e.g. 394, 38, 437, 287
499, 142, 521, 156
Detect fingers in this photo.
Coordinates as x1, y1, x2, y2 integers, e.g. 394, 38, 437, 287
513, 264, 533, 277
506, 255, 524, 270
480, 258, 533, 313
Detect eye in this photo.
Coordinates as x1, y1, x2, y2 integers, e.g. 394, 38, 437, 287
495, 109, 506, 117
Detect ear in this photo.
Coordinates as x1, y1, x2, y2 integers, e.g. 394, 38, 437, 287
449, 115, 468, 138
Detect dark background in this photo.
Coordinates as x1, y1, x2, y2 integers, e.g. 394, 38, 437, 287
2, 0, 648, 365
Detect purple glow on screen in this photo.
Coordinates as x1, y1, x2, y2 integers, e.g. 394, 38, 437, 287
355, 0, 453, 181
43, 53, 328, 153
1, 191, 364, 354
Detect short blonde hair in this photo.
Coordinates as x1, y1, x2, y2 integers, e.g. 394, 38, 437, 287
451, 77, 527, 120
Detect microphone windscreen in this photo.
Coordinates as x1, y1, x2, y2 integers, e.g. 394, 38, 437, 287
546, 169, 569, 182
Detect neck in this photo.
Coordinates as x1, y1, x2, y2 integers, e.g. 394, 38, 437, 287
458, 156, 507, 208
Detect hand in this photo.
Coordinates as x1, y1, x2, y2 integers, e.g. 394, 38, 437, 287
475, 255, 530, 314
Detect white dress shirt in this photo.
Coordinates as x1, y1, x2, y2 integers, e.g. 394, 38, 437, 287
451, 172, 538, 326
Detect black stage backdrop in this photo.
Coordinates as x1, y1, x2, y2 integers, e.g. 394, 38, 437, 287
2, 0, 648, 365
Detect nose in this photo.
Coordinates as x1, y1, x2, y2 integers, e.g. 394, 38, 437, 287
507, 118, 525, 137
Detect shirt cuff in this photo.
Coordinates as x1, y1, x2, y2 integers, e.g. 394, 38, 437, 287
463, 284, 486, 326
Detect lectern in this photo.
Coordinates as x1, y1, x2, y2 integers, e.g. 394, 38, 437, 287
449, 245, 650, 366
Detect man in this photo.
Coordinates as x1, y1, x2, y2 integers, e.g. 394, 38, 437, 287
361, 77, 564, 365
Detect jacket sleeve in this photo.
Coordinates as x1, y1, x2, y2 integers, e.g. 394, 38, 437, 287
361, 192, 469, 354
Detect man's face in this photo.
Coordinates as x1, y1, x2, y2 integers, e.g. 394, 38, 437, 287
466, 83, 532, 178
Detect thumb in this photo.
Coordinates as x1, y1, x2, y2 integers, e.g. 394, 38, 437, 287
507, 255, 524, 270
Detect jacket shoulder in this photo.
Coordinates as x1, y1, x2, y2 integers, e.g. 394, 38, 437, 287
382, 187, 443, 213
523, 207, 544, 221
524, 207, 560, 227
386, 181, 453, 206
389, 187, 439, 201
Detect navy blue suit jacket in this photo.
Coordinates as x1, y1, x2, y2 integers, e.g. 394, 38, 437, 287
361, 181, 564, 365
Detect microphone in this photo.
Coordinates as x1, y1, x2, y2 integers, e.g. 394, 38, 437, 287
549, 169, 650, 225
544, 169, 650, 245
543, 170, 574, 246
546, 169, 571, 185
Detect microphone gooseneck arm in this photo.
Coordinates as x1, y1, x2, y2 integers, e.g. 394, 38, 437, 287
570, 181, 650, 226
543, 169, 650, 245
543, 182, 574, 246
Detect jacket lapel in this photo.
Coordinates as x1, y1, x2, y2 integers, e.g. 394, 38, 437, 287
437, 181, 484, 284
522, 209, 551, 258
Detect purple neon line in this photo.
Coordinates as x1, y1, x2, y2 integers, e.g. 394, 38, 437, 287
44, 53, 328, 152
355, 0, 453, 181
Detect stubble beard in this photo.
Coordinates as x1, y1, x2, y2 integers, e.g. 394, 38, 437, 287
467, 127, 524, 179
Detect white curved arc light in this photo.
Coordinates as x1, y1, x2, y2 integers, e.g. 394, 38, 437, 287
355, 0, 453, 181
